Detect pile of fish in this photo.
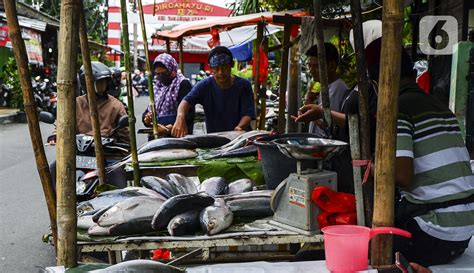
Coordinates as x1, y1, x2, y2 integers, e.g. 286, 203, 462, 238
203, 130, 270, 159
78, 174, 274, 237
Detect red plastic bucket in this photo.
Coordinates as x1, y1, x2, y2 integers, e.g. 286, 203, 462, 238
322, 225, 411, 273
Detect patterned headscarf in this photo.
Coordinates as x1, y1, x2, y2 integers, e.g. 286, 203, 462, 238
151, 53, 185, 117
209, 53, 232, 68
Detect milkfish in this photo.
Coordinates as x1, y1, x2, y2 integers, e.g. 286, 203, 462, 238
198, 177, 229, 196
166, 173, 198, 194
140, 176, 177, 199
151, 192, 215, 230
92, 204, 115, 223
135, 149, 198, 163
76, 187, 162, 216
228, 178, 255, 194
107, 138, 198, 171
89, 259, 185, 273
209, 130, 270, 154
200, 198, 233, 236
183, 134, 231, 149
226, 195, 274, 218
211, 144, 257, 159
167, 209, 201, 236
97, 196, 165, 227
77, 214, 95, 230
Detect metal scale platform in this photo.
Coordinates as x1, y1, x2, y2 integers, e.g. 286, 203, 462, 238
269, 137, 347, 236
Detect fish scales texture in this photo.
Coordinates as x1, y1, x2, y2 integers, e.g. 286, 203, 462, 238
138, 138, 197, 154
98, 196, 165, 227
151, 192, 214, 230
76, 187, 161, 215
183, 134, 231, 149
167, 209, 202, 236
226, 196, 274, 218
228, 178, 255, 194
200, 198, 233, 235
166, 173, 198, 194
89, 259, 184, 273
140, 176, 177, 198
198, 177, 229, 196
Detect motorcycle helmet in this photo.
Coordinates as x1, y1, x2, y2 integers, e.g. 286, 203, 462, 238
79, 61, 112, 93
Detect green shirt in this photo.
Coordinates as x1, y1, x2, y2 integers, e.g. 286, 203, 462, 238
396, 83, 474, 241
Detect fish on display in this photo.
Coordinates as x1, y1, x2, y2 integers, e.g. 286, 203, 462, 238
166, 173, 198, 194
88, 217, 156, 236
97, 196, 165, 227
140, 176, 177, 199
210, 130, 269, 154
167, 209, 201, 236
226, 196, 274, 218
183, 134, 231, 149
89, 259, 185, 273
198, 177, 228, 196
222, 190, 274, 201
228, 178, 255, 194
92, 204, 115, 223
135, 149, 198, 163
151, 192, 215, 230
211, 144, 257, 159
88, 223, 110, 236
137, 138, 197, 154
77, 214, 95, 230
200, 198, 233, 235
206, 130, 245, 141
77, 187, 162, 216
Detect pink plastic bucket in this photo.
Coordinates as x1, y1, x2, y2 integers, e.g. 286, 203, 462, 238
322, 225, 411, 273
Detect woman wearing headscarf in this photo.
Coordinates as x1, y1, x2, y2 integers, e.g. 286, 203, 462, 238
142, 53, 194, 134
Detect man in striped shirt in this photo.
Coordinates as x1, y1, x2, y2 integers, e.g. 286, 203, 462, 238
394, 52, 474, 266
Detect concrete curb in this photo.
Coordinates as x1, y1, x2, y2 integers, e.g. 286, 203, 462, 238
0, 112, 18, 124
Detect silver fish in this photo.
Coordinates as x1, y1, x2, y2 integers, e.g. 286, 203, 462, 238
77, 187, 162, 216
89, 259, 185, 273
228, 178, 255, 194
209, 130, 269, 154
87, 223, 110, 236
167, 209, 201, 236
222, 190, 274, 201
137, 138, 197, 154
198, 177, 228, 196
200, 198, 233, 235
166, 173, 198, 194
140, 176, 177, 198
135, 149, 197, 163
97, 196, 165, 227
77, 214, 95, 230
226, 196, 273, 218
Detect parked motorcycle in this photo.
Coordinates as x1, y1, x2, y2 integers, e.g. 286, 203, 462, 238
32, 76, 57, 116
39, 112, 130, 200
0, 80, 12, 107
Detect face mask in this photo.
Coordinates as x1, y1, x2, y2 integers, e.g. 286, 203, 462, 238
158, 73, 173, 86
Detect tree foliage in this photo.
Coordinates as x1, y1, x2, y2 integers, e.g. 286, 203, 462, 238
230, 0, 349, 17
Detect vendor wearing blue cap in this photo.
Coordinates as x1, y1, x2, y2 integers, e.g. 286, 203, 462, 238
171, 46, 256, 137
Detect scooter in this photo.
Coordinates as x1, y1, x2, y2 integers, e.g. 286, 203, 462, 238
39, 112, 130, 200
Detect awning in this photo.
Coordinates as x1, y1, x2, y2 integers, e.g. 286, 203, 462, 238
154, 10, 309, 40
0, 13, 47, 32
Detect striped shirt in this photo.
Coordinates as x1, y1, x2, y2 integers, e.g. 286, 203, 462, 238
396, 83, 474, 241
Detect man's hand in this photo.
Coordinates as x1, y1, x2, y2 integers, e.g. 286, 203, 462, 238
291, 104, 323, 123
234, 126, 244, 131
143, 111, 153, 126
171, 116, 188, 138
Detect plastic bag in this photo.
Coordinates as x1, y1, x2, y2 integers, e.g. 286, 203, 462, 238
312, 186, 357, 228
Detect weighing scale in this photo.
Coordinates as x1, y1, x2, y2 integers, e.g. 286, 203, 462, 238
269, 137, 347, 236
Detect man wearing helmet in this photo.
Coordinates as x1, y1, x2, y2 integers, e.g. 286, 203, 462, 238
76, 61, 129, 144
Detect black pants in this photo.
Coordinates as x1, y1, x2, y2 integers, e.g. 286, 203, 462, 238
393, 219, 471, 267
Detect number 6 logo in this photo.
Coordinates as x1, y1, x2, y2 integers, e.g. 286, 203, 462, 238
419, 16, 458, 55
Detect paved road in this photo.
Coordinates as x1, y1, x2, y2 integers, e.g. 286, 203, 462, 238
0, 95, 149, 272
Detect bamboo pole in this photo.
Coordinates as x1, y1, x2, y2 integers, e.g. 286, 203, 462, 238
137, 0, 159, 139
78, 2, 107, 186
178, 37, 184, 73
120, 0, 141, 187
287, 33, 300, 133
254, 22, 263, 130
348, 115, 365, 226
4, 0, 58, 249
350, 0, 373, 226
166, 38, 171, 53
313, 0, 333, 132
277, 20, 291, 134
370, 0, 404, 266
56, 0, 80, 267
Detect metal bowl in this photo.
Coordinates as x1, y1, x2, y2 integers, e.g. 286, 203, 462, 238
273, 137, 347, 160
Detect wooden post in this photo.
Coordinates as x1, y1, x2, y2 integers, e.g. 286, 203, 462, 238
137, 0, 159, 139
4, 0, 58, 249
166, 38, 171, 53
277, 19, 291, 134
178, 37, 184, 73
78, 2, 107, 186
371, 0, 404, 266
254, 22, 263, 129
133, 23, 138, 70
313, 0, 333, 131
350, 0, 373, 226
348, 115, 365, 226
121, 0, 141, 186
56, 0, 80, 267
287, 33, 300, 133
